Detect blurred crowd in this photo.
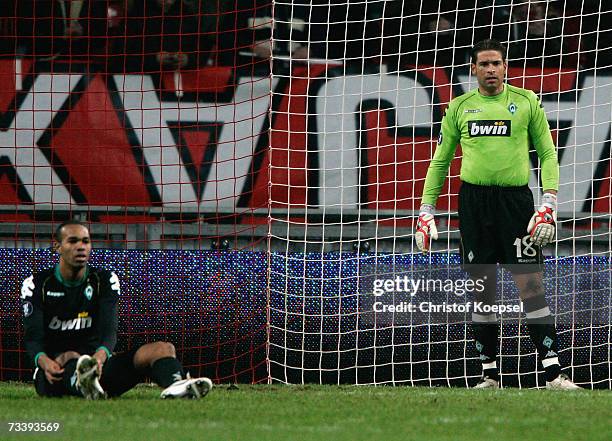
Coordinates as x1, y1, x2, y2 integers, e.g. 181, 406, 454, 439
0, 0, 610, 71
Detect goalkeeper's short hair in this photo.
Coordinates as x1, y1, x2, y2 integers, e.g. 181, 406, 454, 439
470, 39, 507, 64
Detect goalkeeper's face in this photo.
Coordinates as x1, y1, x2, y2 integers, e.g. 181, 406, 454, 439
471, 50, 507, 96
56, 224, 92, 269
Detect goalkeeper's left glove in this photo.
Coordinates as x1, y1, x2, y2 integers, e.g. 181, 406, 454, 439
527, 192, 557, 246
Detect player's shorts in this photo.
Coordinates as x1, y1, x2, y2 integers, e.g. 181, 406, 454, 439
34, 348, 146, 398
458, 181, 543, 275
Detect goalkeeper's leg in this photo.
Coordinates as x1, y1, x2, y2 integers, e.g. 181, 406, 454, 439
514, 272, 580, 389
458, 183, 503, 388
468, 264, 500, 388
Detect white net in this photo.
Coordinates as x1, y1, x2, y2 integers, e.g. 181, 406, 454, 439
268, 0, 612, 387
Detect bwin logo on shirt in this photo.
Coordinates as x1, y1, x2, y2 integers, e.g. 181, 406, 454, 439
48, 315, 93, 331
468, 120, 511, 137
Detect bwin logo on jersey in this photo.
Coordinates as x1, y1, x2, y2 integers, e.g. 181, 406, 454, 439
468, 120, 511, 137
48, 315, 93, 331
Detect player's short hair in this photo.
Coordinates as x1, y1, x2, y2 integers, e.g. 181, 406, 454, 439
54, 220, 89, 242
470, 39, 507, 65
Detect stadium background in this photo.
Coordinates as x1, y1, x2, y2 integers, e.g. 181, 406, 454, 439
0, 0, 610, 389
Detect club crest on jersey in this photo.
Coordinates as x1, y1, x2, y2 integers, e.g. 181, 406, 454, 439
508, 103, 517, 114
437, 131, 443, 145
84, 285, 93, 300
468, 120, 511, 137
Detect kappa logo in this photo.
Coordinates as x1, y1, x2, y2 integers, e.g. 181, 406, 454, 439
468, 120, 512, 137
47, 291, 65, 297
48, 313, 92, 331
20, 276, 34, 299
109, 272, 120, 293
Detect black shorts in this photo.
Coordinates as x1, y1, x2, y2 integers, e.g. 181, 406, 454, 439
34, 348, 146, 398
459, 182, 543, 275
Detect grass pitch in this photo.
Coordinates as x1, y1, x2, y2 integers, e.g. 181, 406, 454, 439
0, 382, 610, 441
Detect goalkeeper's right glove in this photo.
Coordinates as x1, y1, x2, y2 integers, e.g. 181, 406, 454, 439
527, 192, 557, 246
415, 204, 438, 253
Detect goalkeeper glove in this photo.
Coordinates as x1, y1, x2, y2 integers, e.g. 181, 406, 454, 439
527, 192, 557, 246
415, 204, 438, 253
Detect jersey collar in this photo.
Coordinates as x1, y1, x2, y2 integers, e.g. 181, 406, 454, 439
477, 83, 508, 101
54, 264, 89, 287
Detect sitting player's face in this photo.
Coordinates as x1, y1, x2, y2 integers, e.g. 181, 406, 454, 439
56, 224, 92, 269
472, 50, 507, 96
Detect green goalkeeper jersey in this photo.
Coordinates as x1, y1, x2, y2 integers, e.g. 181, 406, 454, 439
421, 83, 559, 206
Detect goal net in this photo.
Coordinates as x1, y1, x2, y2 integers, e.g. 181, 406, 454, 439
0, 0, 610, 389
268, 0, 611, 388
0, 0, 273, 384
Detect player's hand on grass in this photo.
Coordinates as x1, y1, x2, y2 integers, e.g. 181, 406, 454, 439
39, 355, 64, 383
415, 204, 438, 253
527, 192, 557, 246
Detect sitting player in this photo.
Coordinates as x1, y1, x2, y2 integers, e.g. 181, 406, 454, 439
20, 220, 212, 399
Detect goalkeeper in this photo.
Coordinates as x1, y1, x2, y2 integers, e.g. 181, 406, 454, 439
20, 220, 212, 399
415, 39, 579, 389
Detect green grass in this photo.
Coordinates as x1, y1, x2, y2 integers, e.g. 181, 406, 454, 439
0, 382, 610, 441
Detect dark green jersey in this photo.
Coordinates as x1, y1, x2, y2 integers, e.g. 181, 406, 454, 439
421, 84, 559, 206
20, 265, 120, 368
